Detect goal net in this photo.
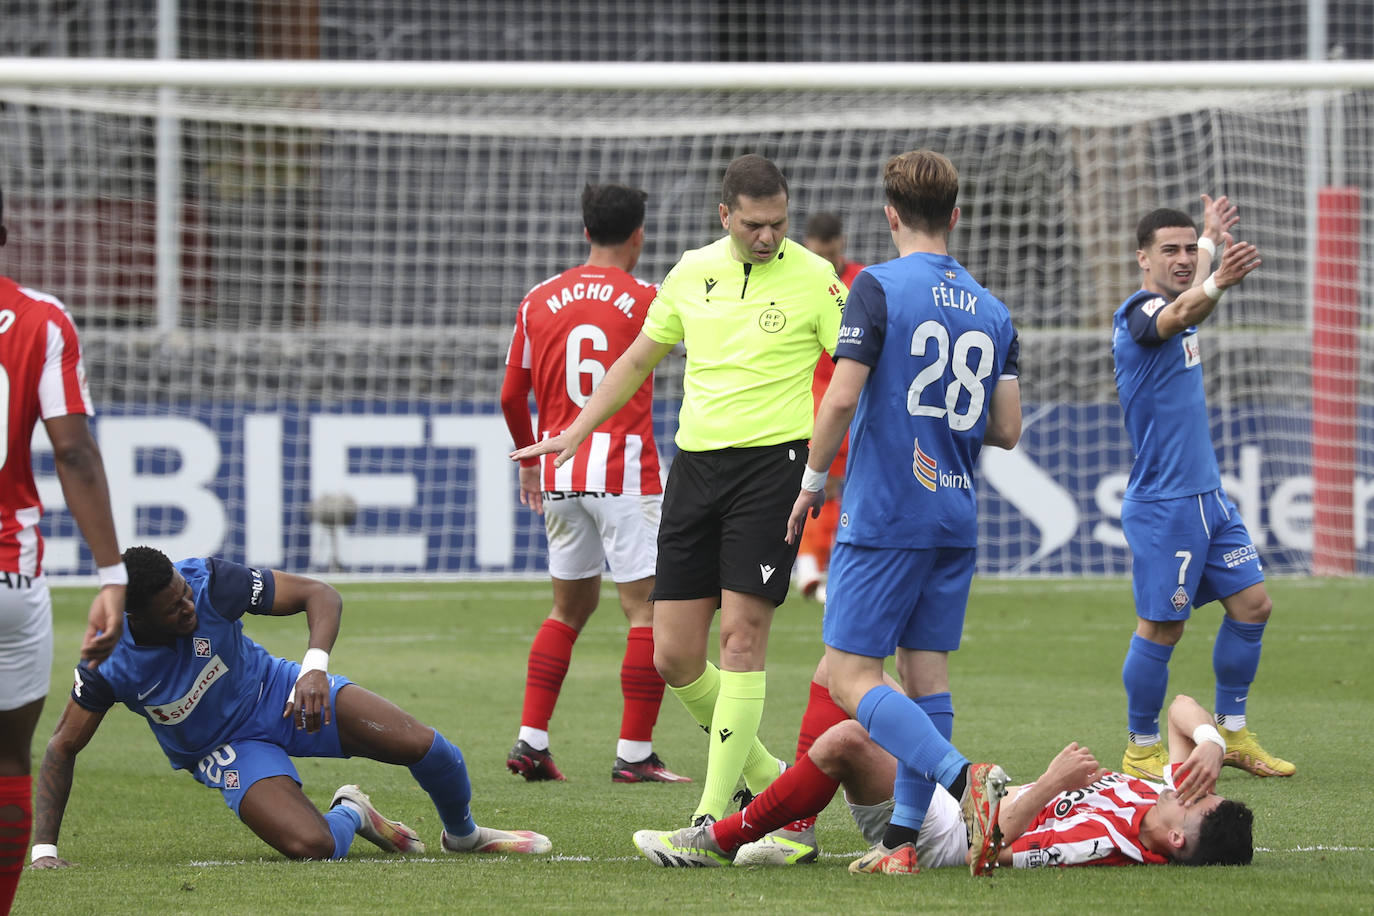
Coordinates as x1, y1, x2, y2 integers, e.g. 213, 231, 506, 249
2, 67, 1369, 576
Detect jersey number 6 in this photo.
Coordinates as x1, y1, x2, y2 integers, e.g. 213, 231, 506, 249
565, 323, 609, 407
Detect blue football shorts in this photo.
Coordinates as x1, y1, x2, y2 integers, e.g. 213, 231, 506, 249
822, 542, 974, 658
188, 656, 354, 815
1122, 488, 1265, 622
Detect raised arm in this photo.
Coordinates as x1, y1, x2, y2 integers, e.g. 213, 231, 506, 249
269, 571, 343, 733
510, 332, 673, 469
992, 741, 1105, 865
1155, 232, 1261, 339
31, 697, 107, 868
1166, 693, 1225, 805
44, 414, 125, 664
1190, 193, 1239, 285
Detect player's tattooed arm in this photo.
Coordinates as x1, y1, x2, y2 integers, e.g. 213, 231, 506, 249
31, 699, 106, 868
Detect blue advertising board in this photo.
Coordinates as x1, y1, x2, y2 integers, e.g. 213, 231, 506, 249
32, 402, 1372, 577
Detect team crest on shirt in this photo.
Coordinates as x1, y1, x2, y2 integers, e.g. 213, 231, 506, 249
1170, 587, 1190, 612
194, 637, 211, 657
758, 307, 785, 332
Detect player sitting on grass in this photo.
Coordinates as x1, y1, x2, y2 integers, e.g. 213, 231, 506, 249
634, 693, 1251, 872
30, 546, 551, 867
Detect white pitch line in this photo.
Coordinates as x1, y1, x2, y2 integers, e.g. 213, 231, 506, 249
1258, 845, 1374, 853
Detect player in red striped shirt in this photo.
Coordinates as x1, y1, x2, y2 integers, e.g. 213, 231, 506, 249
500, 183, 686, 784
0, 187, 124, 912
636, 692, 1252, 872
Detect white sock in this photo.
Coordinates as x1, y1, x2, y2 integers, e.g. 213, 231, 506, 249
518, 727, 550, 750
1128, 732, 1161, 747
617, 739, 652, 763
1216, 714, 1246, 732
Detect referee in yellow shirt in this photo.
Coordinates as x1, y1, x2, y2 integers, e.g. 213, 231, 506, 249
513, 154, 846, 825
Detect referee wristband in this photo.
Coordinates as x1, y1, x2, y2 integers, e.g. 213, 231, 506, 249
31, 844, 58, 863
299, 648, 329, 675
1193, 723, 1227, 753
1197, 236, 1217, 258
1201, 273, 1224, 301
800, 466, 828, 493
97, 562, 128, 587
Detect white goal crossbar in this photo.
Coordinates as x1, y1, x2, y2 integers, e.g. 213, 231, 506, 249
4, 59, 1374, 91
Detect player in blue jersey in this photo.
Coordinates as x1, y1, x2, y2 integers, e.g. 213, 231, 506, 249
30, 546, 551, 866
1112, 198, 1293, 783
785, 149, 1023, 875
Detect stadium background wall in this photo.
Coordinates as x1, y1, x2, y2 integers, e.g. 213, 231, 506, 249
28, 402, 1374, 577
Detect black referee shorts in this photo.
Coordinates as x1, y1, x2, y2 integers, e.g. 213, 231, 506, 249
650, 439, 807, 607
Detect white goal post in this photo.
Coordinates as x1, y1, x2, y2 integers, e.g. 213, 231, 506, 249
1, 60, 1369, 577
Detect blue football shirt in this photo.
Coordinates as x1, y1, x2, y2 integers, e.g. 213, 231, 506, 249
70, 557, 279, 770
1112, 289, 1221, 501
834, 253, 1019, 548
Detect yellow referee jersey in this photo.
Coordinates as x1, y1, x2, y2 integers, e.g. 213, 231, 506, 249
644, 236, 846, 451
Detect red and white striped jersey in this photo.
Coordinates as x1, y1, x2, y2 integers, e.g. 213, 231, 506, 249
1009, 770, 1169, 868
0, 277, 95, 576
503, 265, 661, 495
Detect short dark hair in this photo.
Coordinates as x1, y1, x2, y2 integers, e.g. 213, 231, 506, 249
804, 211, 844, 242
1136, 208, 1197, 250
581, 183, 647, 246
721, 155, 788, 210
124, 545, 175, 614
1177, 799, 1254, 866
883, 150, 959, 234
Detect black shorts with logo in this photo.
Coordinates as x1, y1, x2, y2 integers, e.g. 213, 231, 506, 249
651, 439, 808, 607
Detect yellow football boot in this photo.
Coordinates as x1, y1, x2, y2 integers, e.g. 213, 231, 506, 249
1220, 726, 1296, 777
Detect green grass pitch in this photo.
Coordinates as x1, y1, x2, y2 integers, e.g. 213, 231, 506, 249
17, 577, 1374, 914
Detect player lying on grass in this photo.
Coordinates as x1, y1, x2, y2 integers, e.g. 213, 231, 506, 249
30, 546, 551, 867
635, 693, 1252, 872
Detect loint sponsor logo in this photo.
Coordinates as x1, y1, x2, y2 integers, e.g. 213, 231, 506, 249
913, 439, 938, 492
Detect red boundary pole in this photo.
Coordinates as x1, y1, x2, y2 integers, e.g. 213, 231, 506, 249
1311, 187, 1360, 576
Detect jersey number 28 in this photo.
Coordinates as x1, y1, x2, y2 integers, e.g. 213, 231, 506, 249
906, 320, 995, 431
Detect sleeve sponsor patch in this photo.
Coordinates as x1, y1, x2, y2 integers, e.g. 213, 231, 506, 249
1141, 297, 1167, 317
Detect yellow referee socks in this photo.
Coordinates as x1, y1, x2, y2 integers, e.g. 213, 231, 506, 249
696, 669, 767, 820
668, 661, 723, 730
670, 663, 778, 819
